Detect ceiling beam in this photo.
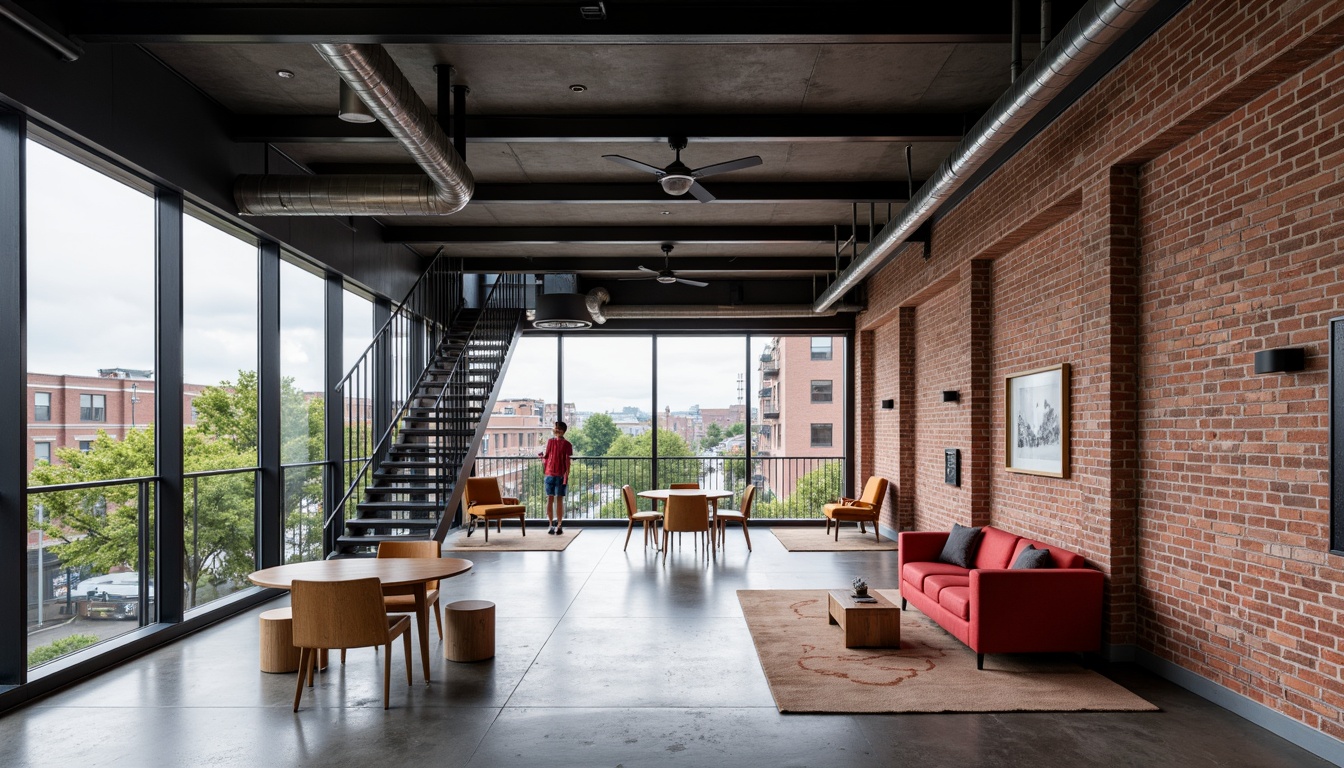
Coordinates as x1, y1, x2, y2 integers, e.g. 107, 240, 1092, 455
233, 114, 970, 144
297, 177, 916, 205
385, 226, 836, 245
453, 256, 835, 273
66, 3, 1045, 44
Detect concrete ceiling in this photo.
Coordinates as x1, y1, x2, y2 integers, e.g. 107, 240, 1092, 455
49, 0, 1081, 305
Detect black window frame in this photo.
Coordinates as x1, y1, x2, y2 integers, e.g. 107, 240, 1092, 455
79, 393, 106, 422
810, 423, 833, 447
34, 391, 51, 421
810, 379, 833, 403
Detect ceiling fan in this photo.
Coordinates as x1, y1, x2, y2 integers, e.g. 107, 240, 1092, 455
621, 244, 708, 287
603, 137, 762, 202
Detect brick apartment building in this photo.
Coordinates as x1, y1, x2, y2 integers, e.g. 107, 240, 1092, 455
757, 336, 844, 497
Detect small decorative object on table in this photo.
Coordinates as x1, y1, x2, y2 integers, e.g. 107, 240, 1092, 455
851, 576, 876, 602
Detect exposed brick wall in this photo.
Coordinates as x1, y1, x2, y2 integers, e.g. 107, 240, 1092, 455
852, 0, 1344, 741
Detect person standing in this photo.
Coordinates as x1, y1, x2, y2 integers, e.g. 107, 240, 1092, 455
540, 421, 573, 534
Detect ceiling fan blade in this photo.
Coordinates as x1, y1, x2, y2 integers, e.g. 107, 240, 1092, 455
674, 277, 709, 287
687, 181, 716, 203
637, 265, 660, 274
603, 155, 665, 175
690, 155, 762, 178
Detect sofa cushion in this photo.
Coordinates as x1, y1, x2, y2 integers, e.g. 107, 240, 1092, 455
1011, 538, 1086, 569
902, 561, 969, 592
938, 524, 983, 567
938, 586, 971, 621
923, 573, 971, 602
973, 526, 1021, 570
1012, 544, 1054, 569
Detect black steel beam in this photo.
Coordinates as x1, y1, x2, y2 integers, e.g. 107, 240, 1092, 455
154, 189, 186, 624
0, 109, 26, 685
257, 240, 282, 569
65, 3, 1041, 44
322, 273, 344, 557
299, 177, 915, 205
232, 114, 969, 144
386, 226, 835, 245
455, 256, 834, 274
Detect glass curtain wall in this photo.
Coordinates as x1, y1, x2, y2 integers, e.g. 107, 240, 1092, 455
563, 336, 652, 519
279, 259, 326, 563
182, 211, 259, 610
479, 335, 558, 514
24, 140, 157, 668
655, 337, 749, 507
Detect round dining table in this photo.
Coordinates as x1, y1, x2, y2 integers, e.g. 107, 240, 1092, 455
637, 489, 735, 555
249, 557, 472, 683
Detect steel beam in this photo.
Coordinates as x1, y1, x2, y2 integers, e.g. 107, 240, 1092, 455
386, 226, 835, 245
232, 114, 969, 144
299, 178, 915, 205
454, 256, 834, 274
0, 109, 26, 685
155, 189, 186, 624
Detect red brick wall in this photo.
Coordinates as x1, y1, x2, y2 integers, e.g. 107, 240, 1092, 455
853, 0, 1344, 741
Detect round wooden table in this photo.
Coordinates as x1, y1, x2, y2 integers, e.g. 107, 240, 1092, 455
638, 489, 734, 555
249, 557, 473, 683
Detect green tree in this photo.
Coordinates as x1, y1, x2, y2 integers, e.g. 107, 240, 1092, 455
596, 428, 702, 517
754, 461, 842, 519
571, 413, 620, 457
28, 634, 100, 667
699, 423, 724, 453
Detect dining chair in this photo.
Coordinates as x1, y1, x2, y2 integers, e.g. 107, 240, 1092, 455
621, 484, 663, 551
290, 577, 413, 711
377, 540, 444, 644
669, 482, 700, 489
715, 484, 757, 552
462, 477, 527, 542
822, 476, 890, 541
662, 493, 712, 562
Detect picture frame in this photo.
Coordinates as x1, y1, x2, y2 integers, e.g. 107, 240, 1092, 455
1005, 363, 1070, 477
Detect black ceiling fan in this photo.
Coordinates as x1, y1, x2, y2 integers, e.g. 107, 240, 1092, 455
620, 244, 708, 287
603, 137, 762, 202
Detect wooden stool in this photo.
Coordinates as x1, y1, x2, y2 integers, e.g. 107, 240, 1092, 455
444, 600, 495, 662
259, 606, 328, 673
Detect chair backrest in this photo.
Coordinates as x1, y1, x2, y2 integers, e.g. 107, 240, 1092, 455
739, 484, 757, 518
291, 578, 389, 650
663, 494, 709, 533
669, 482, 700, 490
859, 476, 889, 508
464, 477, 503, 506
377, 539, 441, 590
621, 485, 640, 519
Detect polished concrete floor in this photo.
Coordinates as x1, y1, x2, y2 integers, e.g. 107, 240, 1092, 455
0, 527, 1332, 767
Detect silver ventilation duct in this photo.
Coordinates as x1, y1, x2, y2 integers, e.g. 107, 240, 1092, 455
585, 287, 859, 324
812, 0, 1161, 312
234, 44, 474, 216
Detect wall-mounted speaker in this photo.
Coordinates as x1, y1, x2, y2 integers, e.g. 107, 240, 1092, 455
880, 399, 895, 410
941, 390, 960, 402
1254, 348, 1305, 374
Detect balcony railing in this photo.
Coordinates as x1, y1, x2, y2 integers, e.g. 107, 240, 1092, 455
473, 455, 842, 520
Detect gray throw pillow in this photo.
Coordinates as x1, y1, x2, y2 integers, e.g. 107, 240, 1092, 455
1012, 544, 1054, 569
938, 524, 983, 568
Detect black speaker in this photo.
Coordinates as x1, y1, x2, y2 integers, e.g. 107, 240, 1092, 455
941, 390, 959, 402
880, 399, 895, 410
1254, 348, 1305, 374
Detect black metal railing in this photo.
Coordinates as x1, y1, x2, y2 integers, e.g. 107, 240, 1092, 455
281, 461, 326, 564
473, 455, 843, 521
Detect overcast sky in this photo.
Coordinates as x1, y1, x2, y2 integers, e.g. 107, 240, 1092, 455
25, 141, 825, 406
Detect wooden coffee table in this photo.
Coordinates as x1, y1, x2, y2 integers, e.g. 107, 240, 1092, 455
827, 590, 901, 648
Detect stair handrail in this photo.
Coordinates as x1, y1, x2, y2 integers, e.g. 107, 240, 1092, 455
325, 273, 525, 535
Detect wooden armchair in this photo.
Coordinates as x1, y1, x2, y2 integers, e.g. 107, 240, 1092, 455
461, 477, 527, 542
715, 484, 756, 551
377, 540, 444, 647
621, 484, 663, 551
823, 476, 889, 541
290, 577, 413, 711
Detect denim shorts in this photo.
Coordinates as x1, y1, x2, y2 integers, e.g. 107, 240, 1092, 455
544, 475, 567, 496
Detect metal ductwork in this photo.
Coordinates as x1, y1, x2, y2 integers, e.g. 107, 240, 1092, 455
586, 287, 859, 324
234, 44, 474, 216
812, 0, 1162, 312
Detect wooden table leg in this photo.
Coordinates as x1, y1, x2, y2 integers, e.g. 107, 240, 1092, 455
414, 584, 430, 683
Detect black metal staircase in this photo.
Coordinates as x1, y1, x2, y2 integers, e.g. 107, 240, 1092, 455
324, 267, 526, 557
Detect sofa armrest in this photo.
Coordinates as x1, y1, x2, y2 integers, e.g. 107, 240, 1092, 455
898, 531, 950, 580
969, 569, 1104, 652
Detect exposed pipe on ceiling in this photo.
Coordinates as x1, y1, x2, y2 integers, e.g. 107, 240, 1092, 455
585, 287, 860, 324
812, 0, 1161, 313
0, 1, 82, 61
234, 44, 474, 216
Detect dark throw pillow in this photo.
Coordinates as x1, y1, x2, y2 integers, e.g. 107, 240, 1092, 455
938, 524, 983, 568
1012, 544, 1054, 569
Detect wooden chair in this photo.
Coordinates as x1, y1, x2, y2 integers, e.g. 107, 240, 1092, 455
669, 482, 700, 489
620, 484, 663, 551
378, 540, 444, 645
290, 577, 413, 711
715, 484, 756, 552
662, 493, 713, 561
823, 476, 889, 541
461, 477, 527, 542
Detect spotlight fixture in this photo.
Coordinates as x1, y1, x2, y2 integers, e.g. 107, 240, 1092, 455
338, 79, 376, 124
276, 70, 295, 79
1253, 347, 1305, 374
532, 292, 592, 329
568, 84, 588, 92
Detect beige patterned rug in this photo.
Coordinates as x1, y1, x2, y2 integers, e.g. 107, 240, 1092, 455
442, 526, 580, 551
738, 589, 1158, 714
769, 527, 899, 551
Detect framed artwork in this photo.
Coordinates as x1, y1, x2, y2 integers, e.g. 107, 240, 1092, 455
944, 448, 960, 486
1005, 363, 1070, 477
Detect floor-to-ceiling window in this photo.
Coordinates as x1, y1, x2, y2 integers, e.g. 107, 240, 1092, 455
279, 258, 326, 563
182, 209, 259, 610
24, 139, 157, 667
655, 337, 749, 507
564, 336, 653, 518
480, 335, 559, 513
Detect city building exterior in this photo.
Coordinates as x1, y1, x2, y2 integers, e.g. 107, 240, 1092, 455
756, 336, 843, 497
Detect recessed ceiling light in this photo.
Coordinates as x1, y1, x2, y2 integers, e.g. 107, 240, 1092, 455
569, 84, 587, 92
276, 70, 295, 79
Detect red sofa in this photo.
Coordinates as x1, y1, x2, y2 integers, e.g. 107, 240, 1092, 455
898, 526, 1104, 669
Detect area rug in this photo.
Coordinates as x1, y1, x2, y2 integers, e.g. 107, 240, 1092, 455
442, 527, 580, 551
738, 589, 1157, 714
769, 527, 899, 551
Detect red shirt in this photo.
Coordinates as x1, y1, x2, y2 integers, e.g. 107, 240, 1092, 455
542, 437, 572, 478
